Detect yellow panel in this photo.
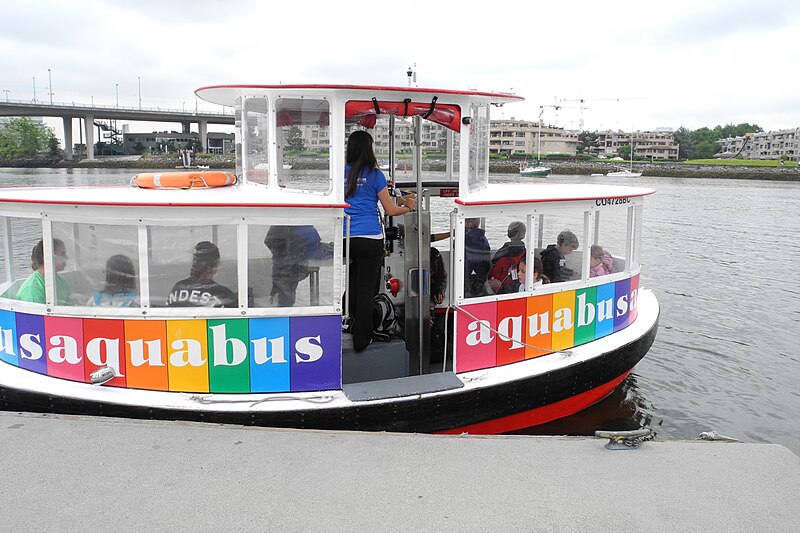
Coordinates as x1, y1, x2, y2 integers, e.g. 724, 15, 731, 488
166, 320, 209, 392
551, 291, 575, 351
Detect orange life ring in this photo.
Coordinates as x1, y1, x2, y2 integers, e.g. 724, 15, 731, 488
131, 171, 237, 189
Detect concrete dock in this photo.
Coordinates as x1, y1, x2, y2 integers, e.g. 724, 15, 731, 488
1, 411, 798, 532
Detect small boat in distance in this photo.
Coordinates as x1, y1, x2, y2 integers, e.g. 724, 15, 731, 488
519, 161, 550, 177
282, 163, 292, 170
606, 168, 642, 178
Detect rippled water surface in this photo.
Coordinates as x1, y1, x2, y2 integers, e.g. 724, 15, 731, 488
1, 168, 798, 453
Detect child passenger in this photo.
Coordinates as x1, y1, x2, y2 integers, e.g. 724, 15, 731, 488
89, 254, 137, 307
15, 239, 71, 305
589, 245, 614, 277
539, 230, 579, 283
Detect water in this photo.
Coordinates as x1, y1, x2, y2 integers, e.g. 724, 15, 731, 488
1, 168, 798, 454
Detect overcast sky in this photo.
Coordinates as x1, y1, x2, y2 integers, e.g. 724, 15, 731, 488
3, 0, 799, 139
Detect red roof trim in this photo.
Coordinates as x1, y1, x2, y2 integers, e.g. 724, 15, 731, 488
196, 84, 524, 101
455, 190, 655, 206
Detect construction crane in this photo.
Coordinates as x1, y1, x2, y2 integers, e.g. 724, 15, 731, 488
559, 97, 646, 131
538, 101, 578, 128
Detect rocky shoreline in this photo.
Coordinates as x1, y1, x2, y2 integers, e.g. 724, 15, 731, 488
1, 155, 797, 181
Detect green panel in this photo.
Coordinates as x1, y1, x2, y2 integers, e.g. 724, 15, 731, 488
574, 286, 597, 347
208, 319, 251, 393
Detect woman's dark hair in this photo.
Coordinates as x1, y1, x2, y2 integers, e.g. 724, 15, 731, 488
30, 238, 65, 270
345, 130, 377, 198
190, 241, 220, 280
102, 254, 136, 294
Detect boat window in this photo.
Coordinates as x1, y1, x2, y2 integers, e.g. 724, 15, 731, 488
275, 98, 331, 194
50, 222, 140, 308
243, 97, 270, 186
148, 225, 239, 309
467, 103, 490, 194
248, 220, 336, 308
0, 216, 43, 301
631, 205, 643, 270
0, 216, 7, 288
465, 215, 531, 298
591, 207, 631, 278
535, 212, 586, 284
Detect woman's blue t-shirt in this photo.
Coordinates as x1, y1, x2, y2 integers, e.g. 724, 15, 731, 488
344, 165, 387, 237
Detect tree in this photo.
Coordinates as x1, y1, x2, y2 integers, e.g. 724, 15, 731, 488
285, 126, 305, 152
133, 141, 146, 155
618, 144, 632, 159
0, 117, 60, 158
577, 131, 599, 154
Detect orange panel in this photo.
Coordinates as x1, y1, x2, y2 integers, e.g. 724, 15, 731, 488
124, 320, 169, 391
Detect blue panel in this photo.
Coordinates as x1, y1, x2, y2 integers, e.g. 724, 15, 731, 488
248, 317, 290, 393
595, 283, 615, 339
0, 309, 19, 366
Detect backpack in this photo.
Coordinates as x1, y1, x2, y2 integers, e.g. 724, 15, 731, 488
372, 293, 399, 342
430, 247, 447, 302
487, 250, 525, 294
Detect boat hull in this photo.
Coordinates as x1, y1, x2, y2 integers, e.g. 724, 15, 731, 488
0, 304, 658, 434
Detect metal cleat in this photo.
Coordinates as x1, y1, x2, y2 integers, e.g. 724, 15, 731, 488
594, 428, 654, 450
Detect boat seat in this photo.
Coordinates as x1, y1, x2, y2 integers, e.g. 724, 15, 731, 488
343, 371, 464, 402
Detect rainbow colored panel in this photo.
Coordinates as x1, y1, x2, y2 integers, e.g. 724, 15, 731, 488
456, 275, 640, 373
0, 312, 342, 394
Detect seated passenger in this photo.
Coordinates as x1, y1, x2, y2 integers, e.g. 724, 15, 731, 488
487, 221, 526, 294
532, 257, 549, 288
15, 239, 71, 305
166, 241, 236, 308
88, 254, 137, 307
463, 218, 491, 297
264, 225, 332, 307
539, 230, 579, 283
589, 244, 614, 278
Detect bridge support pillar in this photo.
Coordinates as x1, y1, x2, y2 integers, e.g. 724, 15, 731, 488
84, 113, 95, 160
198, 120, 207, 153
62, 117, 73, 160
182, 122, 190, 134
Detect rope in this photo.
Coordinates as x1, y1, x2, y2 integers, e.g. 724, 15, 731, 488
189, 394, 337, 407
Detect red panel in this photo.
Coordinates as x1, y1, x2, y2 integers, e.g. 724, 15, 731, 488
629, 274, 640, 323
496, 298, 528, 366
83, 318, 127, 387
45, 316, 85, 382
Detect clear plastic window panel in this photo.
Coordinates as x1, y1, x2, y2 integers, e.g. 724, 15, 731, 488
631, 205, 644, 270
248, 220, 336, 308
591, 207, 631, 278
276, 98, 331, 193
535, 212, 586, 284
148, 225, 239, 308
0, 216, 7, 287
243, 97, 270, 186
467, 103, 489, 194
1, 217, 43, 301
50, 222, 139, 307
462, 214, 532, 299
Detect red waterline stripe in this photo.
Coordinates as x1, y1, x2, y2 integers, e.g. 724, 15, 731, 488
437, 371, 631, 435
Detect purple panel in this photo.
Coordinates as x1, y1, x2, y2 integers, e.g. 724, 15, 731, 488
289, 315, 341, 392
15, 313, 47, 374
613, 278, 632, 333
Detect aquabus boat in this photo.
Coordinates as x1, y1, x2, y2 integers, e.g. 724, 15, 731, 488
0, 84, 658, 433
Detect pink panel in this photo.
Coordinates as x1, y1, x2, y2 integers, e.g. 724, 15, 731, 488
629, 274, 640, 323
45, 316, 85, 382
455, 301, 497, 373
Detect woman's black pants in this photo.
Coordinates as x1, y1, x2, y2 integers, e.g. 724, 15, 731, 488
347, 237, 384, 351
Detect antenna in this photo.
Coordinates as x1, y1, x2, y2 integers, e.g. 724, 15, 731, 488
560, 97, 646, 131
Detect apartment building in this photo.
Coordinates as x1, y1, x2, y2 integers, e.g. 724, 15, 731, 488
595, 130, 680, 160
489, 118, 578, 156
716, 128, 799, 160
122, 131, 235, 154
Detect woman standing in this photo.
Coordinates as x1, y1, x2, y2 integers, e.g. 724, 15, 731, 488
345, 130, 415, 351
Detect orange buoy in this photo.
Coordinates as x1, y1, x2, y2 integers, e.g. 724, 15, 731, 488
131, 171, 237, 189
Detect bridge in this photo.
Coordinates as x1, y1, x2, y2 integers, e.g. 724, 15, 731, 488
0, 100, 234, 160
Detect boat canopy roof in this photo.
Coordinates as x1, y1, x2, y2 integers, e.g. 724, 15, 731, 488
455, 183, 655, 206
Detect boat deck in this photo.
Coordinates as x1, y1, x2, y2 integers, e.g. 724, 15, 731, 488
2, 411, 798, 531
